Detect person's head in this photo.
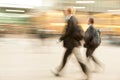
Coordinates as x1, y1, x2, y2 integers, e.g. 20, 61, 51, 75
88, 18, 94, 25
64, 7, 75, 16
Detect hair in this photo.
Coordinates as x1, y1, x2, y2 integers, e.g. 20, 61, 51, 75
66, 7, 76, 14
89, 18, 94, 24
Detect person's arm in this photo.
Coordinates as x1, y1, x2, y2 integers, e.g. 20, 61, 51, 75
84, 27, 93, 47
59, 19, 75, 41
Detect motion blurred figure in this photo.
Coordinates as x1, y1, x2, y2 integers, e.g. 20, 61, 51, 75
52, 7, 90, 80
84, 18, 102, 72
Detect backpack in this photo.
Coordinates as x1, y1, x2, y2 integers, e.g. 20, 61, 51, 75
91, 28, 101, 47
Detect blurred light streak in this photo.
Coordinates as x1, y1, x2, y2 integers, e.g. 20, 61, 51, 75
76, 1, 95, 4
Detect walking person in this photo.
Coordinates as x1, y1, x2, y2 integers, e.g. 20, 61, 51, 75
84, 18, 102, 72
52, 7, 90, 80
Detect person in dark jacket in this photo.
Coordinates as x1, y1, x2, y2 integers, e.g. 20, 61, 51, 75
84, 18, 102, 71
52, 7, 90, 80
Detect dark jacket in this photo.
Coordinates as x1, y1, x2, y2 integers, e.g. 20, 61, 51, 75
84, 25, 95, 48
60, 16, 84, 48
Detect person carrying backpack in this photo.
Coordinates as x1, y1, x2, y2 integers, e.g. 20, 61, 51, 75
84, 18, 102, 71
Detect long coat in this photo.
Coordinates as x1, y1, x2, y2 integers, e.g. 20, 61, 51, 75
60, 16, 84, 48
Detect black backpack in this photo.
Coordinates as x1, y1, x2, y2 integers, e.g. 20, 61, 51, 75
91, 28, 101, 47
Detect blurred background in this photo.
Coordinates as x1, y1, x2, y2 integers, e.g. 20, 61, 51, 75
0, 0, 119, 80
0, 0, 119, 39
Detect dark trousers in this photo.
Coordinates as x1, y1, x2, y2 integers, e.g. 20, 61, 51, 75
86, 47, 100, 66
58, 47, 88, 75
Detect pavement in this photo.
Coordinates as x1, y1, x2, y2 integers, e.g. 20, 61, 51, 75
0, 36, 119, 80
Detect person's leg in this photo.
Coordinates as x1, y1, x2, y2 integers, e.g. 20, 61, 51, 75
86, 47, 102, 73
86, 48, 91, 64
73, 47, 89, 79
92, 56, 102, 68
86, 47, 96, 62
52, 47, 73, 76
57, 47, 73, 72
88, 48, 101, 66
86, 48, 91, 58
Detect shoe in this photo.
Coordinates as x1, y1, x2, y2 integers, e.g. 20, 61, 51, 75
51, 68, 60, 76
